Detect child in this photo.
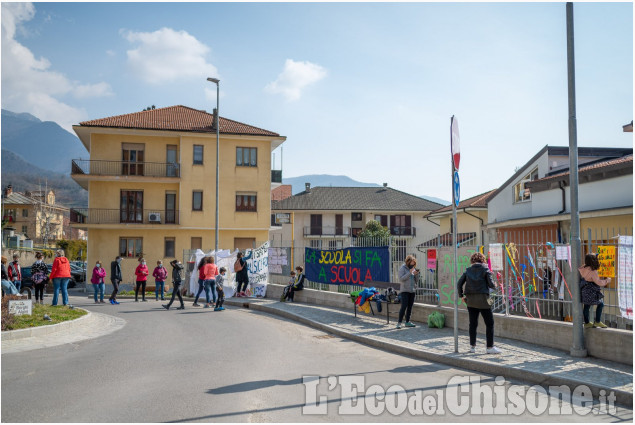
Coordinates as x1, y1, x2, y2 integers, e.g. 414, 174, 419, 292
214, 267, 226, 311
285, 266, 305, 302
280, 271, 295, 302
153, 260, 168, 301
579, 253, 611, 328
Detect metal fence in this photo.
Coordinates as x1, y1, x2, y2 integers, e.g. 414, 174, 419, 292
268, 228, 633, 331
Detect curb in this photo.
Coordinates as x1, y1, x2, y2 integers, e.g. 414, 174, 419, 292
2, 308, 91, 341
225, 299, 633, 407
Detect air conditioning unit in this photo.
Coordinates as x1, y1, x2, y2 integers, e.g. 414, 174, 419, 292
148, 212, 161, 223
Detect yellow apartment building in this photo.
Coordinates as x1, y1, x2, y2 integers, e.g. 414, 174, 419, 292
70, 105, 285, 282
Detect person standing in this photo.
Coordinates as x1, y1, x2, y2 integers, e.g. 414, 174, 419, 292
458, 252, 501, 354
109, 256, 122, 305
8, 254, 22, 293
153, 260, 168, 301
397, 255, 418, 329
234, 251, 251, 297
285, 266, 305, 302
214, 267, 226, 311
134, 258, 149, 302
163, 259, 185, 310
50, 249, 72, 307
202, 257, 219, 308
91, 260, 107, 303
193, 257, 210, 307
31, 252, 49, 304
579, 253, 610, 329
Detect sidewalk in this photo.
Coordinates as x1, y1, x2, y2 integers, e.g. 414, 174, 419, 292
224, 297, 633, 407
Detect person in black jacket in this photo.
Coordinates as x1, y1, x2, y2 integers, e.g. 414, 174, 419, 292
31, 252, 49, 304
163, 259, 185, 310
457, 252, 501, 354
109, 256, 122, 305
285, 266, 305, 302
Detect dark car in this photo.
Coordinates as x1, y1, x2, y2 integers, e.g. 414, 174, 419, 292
21, 265, 77, 289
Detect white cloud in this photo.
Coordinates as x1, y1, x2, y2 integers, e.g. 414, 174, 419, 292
265, 59, 327, 101
122, 27, 218, 84
1, 2, 113, 132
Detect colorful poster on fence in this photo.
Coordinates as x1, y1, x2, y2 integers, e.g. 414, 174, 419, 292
427, 249, 437, 271
618, 236, 633, 320
488, 244, 504, 271
304, 246, 389, 285
597, 245, 616, 278
436, 246, 479, 309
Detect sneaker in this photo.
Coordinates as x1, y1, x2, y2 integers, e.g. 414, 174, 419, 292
219, 307, 225, 311
584, 322, 594, 329
240, 291, 247, 297
95, 301, 100, 304
141, 299, 147, 302
176, 306, 185, 310
396, 322, 402, 329
405, 322, 416, 328
110, 299, 114, 305
486, 346, 502, 354
235, 293, 242, 298
214, 307, 220, 311
193, 303, 200, 307
135, 300, 139, 302
162, 304, 170, 310
114, 301, 120, 305
204, 304, 210, 308
593, 322, 608, 328
100, 300, 105, 303
469, 346, 476, 354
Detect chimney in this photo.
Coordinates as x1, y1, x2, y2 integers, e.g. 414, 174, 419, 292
383, 183, 388, 188
305, 183, 311, 192
4, 185, 13, 198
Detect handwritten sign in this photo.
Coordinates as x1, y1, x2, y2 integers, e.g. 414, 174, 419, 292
304, 246, 389, 285
618, 236, 633, 319
556, 245, 570, 261
488, 244, 504, 271
427, 249, 437, 271
246, 241, 270, 285
436, 246, 477, 309
597, 245, 616, 278
9, 299, 32, 316
268, 247, 289, 275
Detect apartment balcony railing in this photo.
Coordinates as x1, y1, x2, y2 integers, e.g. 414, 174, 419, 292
271, 169, 282, 184
303, 226, 352, 237
71, 159, 181, 178
70, 208, 180, 225
390, 226, 416, 236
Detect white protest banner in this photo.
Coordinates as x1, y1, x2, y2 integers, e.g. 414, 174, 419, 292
188, 249, 237, 297
243, 241, 270, 297
618, 236, 633, 320
488, 244, 504, 271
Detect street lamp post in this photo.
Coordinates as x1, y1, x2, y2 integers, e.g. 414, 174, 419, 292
207, 77, 220, 263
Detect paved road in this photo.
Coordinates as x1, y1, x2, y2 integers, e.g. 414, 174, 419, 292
1, 296, 632, 422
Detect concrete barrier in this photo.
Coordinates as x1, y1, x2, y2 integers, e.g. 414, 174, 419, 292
266, 284, 632, 365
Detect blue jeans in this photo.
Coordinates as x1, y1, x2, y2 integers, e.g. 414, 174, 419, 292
13, 280, 21, 293
1, 280, 19, 295
93, 283, 105, 301
155, 281, 165, 300
205, 279, 217, 304
52, 277, 70, 306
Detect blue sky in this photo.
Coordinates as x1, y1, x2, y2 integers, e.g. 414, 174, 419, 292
1, 2, 632, 201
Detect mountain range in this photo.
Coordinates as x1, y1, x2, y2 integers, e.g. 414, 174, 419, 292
1, 109, 449, 209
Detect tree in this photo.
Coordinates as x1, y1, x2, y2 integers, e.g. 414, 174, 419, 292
358, 220, 391, 239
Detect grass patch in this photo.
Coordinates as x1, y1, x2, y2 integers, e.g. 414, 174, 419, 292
2, 300, 87, 331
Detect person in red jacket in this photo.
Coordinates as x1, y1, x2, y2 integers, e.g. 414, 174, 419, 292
50, 249, 72, 306
91, 260, 107, 304
134, 257, 149, 302
152, 260, 168, 301
8, 254, 22, 293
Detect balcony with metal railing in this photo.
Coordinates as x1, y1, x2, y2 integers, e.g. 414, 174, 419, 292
303, 226, 351, 237
71, 159, 180, 189
70, 208, 180, 226
390, 226, 416, 237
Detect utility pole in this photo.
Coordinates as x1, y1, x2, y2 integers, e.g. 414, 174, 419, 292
566, 2, 587, 358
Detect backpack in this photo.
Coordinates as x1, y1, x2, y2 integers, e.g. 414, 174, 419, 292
32, 272, 47, 284
234, 259, 243, 273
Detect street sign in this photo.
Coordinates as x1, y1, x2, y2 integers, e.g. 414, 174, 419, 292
275, 213, 290, 224
451, 116, 460, 171
453, 171, 460, 207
